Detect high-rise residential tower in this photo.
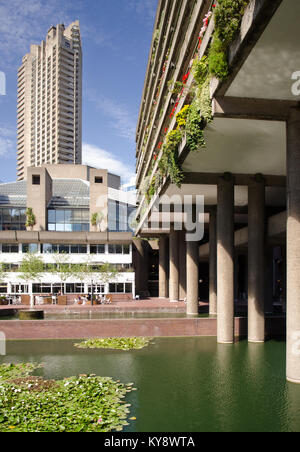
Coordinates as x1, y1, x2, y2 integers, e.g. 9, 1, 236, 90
17, 21, 82, 180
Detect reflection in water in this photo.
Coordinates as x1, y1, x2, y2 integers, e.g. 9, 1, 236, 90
1, 337, 300, 432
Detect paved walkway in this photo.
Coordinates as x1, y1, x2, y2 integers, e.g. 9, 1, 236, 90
0, 298, 204, 314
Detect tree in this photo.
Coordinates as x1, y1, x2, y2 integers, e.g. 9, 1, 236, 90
0, 264, 7, 284
75, 258, 119, 305
52, 253, 76, 294
19, 253, 44, 306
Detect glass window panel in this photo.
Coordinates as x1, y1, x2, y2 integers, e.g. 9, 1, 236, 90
90, 245, 97, 254
64, 210, 72, 222
78, 245, 87, 254
81, 210, 89, 221
20, 209, 26, 223
42, 243, 52, 253
81, 223, 89, 231
3, 209, 11, 223
109, 283, 116, 293
56, 224, 65, 232
125, 283, 132, 294
59, 245, 69, 254
64, 223, 72, 232
115, 245, 122, 254
56, 210, 65, 223
117, 283, 124, 293
108, 245, 115, 254
11, 209, 20, 222
123, 245, 130, 255
73, 224, 81, 232
48, 223, 55, 231
48, 210, 56, 223
72, 210, 82, 221
98, 244, 105, 254
0, 284, 7, 293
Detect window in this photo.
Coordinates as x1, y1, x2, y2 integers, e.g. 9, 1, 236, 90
32, 175, 40, 185
108, 245, 131, 255
0, 208, 26, 231
47, 209, 89, 232
90, 244, 105, 254
22, 243, 39, 253
109, 283, 132, 294
1, 244, 19, 253
95, 176, 103, 184
41, 243, 58, 254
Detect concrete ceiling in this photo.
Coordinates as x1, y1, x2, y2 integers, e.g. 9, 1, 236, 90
227, 0, 300, 100
182, 118, 286, 176
164, 183, 286, 208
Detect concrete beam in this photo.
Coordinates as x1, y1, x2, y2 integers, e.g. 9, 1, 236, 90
212, 0, 284, 97
182, 172, 286, 187
212, 97, 299, 122
199, 210, 287, 260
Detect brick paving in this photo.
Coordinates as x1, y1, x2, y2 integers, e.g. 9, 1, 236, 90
0, 298, 284, 340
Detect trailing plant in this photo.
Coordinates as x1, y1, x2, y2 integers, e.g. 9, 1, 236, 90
208, 0, 251, 80
197, 78, 213, 123
208, 35, 229, 80
25, 207, 36, 229
186, 101, 206, 152
192, 55, 209, 87
158, 129, 184, 187
167, 79, 184, 95
214, 0, 250, 46
91, 213, 98, 227
176, 105, 191, 129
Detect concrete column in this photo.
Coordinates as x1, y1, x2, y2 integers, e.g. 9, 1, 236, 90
209, 208, 217, 315
169, 228, 179, 302
133, 239, 149, 297
179, 231, 187, 301
265, 245, 274, 315
248, 176, 266, 343
186, 240, 199, 315
287, 109, 300, 384
217, 175, 235, 344
159, 236, 168, 298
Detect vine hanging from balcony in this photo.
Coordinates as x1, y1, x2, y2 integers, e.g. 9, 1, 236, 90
144, 0, 251, 201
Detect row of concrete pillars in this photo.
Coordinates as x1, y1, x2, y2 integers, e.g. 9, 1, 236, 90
137, 109, 300, 383
158, 175, 267, 343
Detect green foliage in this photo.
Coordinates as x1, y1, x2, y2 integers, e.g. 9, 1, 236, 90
208, 35, 229, 80
0, 363, 42, 383
19, 253, 44, 282
176, 105, 191, 129
214, 0, 250, 46
158, 129, 184, 187
91, 213, 98, 227
192, 55, 209, 87
197, 78, 213, 123
74, 337, 152, 351
167, 79, 184, 95
0, 264, 7, 283
186, 102, 206, 152
25, 208, 36, 229
0, 363, 136, 432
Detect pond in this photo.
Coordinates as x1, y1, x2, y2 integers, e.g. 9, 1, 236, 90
1, 337, 299, 432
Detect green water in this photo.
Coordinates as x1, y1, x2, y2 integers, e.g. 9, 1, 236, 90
1, 337, 299, 432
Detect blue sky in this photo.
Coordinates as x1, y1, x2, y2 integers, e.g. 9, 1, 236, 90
0, 0, 158, 185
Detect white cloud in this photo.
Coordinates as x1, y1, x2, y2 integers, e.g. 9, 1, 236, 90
0, 0, 78, 68
86, 90, 137, 142
82, 142, 135, 185
0, 126, 15, 157
127, 0, 157, 24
